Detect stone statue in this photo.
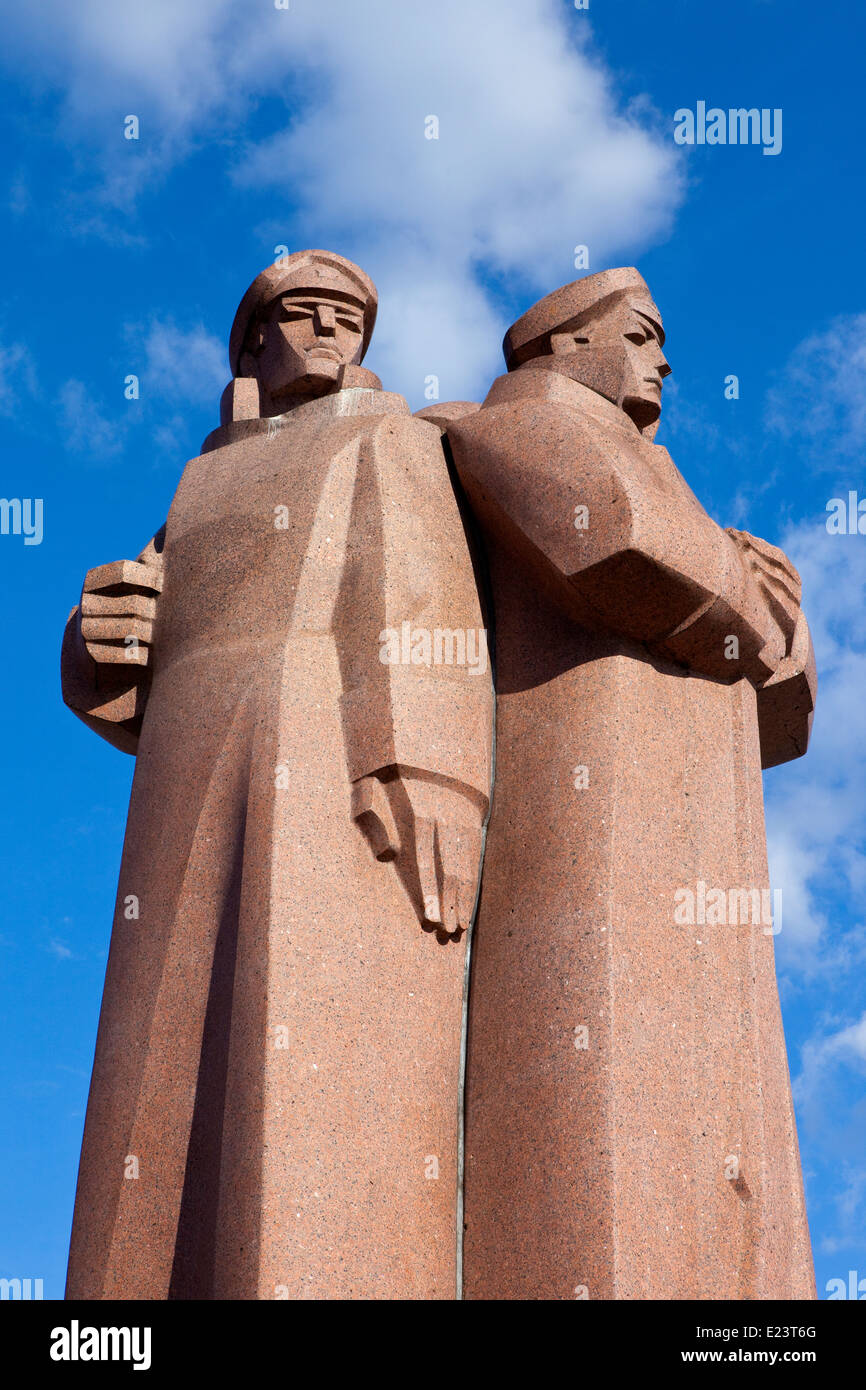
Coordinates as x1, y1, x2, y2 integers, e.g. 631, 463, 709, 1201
62, 250, 493, 1299
63, 257, 816, 1301
439, 267, 816, 1299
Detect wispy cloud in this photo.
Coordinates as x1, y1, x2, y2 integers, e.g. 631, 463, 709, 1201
46, 937, 74, 961
55, 318, 225, 463
766, 520, 866, 972
137, 320, 226, 405
761, 306, 866, 980
759, 314, 866, 1268
795, 1013, 866, 1108
0, 341, 37, 416
58, 378, 127, 458
765, 313, 866, 459
0, 0, 685, 400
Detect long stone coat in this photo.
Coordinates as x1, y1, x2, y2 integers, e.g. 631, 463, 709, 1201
63, 385, 493, 1299
445, 368, 816, 1299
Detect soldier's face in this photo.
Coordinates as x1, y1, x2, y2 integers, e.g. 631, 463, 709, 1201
549, 296, 671, 437
254, 293, 366, 401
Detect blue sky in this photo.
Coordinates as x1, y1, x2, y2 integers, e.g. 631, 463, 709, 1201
1, 0, 865, 1299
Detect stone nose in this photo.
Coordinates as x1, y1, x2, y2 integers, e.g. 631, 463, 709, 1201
314, 304, 337, 336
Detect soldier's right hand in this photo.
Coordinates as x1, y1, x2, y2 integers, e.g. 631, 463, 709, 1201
727, 529, 802, 682
351, 770, 485, 939
79, 559, 163, 670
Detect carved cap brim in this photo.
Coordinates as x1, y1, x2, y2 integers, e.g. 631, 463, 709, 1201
229, 249, 378, 376
503, 267, 662, 368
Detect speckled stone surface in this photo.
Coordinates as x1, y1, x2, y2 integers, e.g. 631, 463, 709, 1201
446, 268, 816, 1300
62, 258, 815, 1301
63, 255, 493, 1299
457, 545, 813, 1298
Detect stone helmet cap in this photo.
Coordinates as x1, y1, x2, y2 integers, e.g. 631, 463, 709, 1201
229, 249, 378, 377
503, 267, 663, 370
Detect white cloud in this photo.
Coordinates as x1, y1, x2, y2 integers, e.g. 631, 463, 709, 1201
138, 321, 226, 405
58, 378, 126, 458
47, 937, 74, 961
765, 313, 866, 457
366, 255, 504, 408
54, 320, 224, 463
792, 1015, 866, 1220
1, 0, 684, 401
795, 1014, 866, 1106
751, 317, 866, 1261
0, 341, 37, 416
2, 0, 241, 128
759, 311, 866, 980
765, 519, 866, 974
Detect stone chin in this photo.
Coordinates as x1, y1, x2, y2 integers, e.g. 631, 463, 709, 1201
621, 391, 662, 439
264, 348, 347, 407
521, 350, 662, 437
298, 352, 344, 386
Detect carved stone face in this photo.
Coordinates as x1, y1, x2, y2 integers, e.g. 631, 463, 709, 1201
247, 290, 366, 409
540, 295, 671, 439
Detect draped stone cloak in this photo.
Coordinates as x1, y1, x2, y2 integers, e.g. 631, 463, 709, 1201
445, 368, 816, 1300
63, 386, 493, 1300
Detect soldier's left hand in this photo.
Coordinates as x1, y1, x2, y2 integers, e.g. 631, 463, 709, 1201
351, 771, 485, 936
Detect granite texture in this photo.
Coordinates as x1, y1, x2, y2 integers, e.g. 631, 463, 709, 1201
63, 253, 493, 1299
444, 268, 816, 1300
62, 259, 815, 1301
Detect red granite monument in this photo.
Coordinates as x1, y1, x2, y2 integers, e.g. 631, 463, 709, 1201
63, 251, 493, 1299
443, 268, 816, 1299
63, 258, 815, 1300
